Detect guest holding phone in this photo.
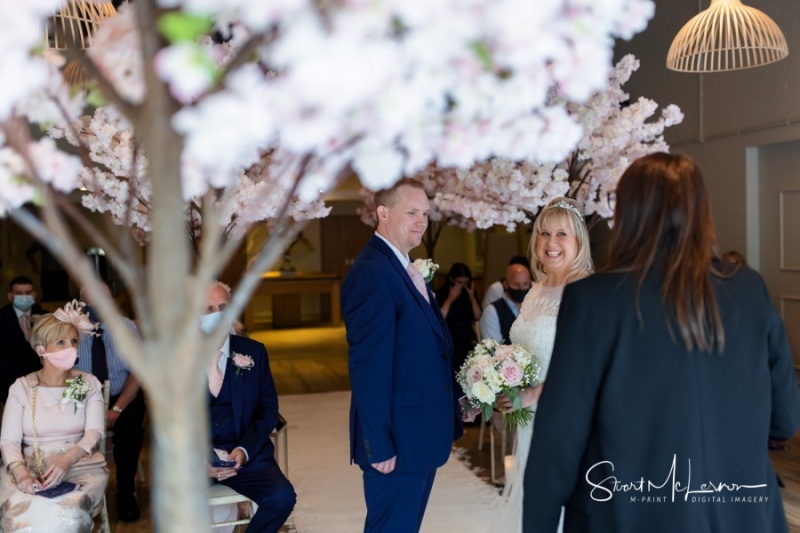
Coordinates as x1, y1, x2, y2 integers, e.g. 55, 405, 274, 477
435, 263, 482, 378
0, 301, 108, 532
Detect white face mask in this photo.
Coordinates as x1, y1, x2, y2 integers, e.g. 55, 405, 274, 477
12, 294, 34, 312
199, 311, 223, 334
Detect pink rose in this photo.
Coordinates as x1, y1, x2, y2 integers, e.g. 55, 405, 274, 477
231, 352, 255, 374
466, 365, 484, 385
478, 356, 493, 368
494, 345, 514, 362
501, 360, 524, 387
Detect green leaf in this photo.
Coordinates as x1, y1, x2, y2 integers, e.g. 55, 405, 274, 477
512, 394, 522, 411
157, 12, 214, 44
470, 40, 493, 71
86, 88, 106, 108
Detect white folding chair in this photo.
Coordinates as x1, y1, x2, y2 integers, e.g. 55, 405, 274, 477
209, 484, 258, 530
93, 379, 111, 533
272, 413, 288, 477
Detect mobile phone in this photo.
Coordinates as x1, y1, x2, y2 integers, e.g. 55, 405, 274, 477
210, 448, 237, 468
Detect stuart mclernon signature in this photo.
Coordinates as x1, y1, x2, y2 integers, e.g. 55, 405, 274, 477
585, 454, 769, 503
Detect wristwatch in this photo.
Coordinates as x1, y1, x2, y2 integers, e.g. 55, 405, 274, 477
111, 405, 123, 413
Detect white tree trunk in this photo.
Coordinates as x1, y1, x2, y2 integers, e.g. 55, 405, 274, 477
147, 348, 211, 532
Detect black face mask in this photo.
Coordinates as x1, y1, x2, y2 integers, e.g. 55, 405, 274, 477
507, 288, 529, 303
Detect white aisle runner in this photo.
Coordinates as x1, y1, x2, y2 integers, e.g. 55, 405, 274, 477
279, 391, 499, 533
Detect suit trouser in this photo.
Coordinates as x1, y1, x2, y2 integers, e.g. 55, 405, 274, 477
361, 466, 437, 533
110, 391, 146, 495
220, 457, 296, 533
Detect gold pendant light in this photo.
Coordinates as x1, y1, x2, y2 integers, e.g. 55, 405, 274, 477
667, 0, 788, 72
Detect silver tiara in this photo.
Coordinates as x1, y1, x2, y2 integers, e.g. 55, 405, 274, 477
550, 200, 584, 222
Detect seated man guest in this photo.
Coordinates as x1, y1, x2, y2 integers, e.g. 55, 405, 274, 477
479, 263, 532, 344
0, 276, 45, 402
481, 256, 531, 309
203, 281, 295, 532
76, 284, 146, 522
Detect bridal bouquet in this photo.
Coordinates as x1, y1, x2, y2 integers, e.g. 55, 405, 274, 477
456, 339, 541, 429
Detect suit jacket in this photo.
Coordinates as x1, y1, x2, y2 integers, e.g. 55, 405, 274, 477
0, 304, 44, 403
211, 334, 279, 465
523, 265, 800, 533
342, 235, 463, 473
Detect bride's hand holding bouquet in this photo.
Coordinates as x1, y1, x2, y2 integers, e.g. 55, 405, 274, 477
456, 339, 541, 430
497, 383, 543, 414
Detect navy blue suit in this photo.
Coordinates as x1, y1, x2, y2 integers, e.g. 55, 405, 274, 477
0, 304, 44, 403
209, 335, 295, 533
342, 236, 463, 532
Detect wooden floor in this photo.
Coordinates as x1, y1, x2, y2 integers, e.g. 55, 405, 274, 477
108, 325, 800, 531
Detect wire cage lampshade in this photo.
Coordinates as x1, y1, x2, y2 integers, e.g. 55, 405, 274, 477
45, 1, 116, 88
666, 0, 788, 72
46, 0, 116, 50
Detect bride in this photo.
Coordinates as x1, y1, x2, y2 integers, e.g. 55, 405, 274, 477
493, 197, 594, 532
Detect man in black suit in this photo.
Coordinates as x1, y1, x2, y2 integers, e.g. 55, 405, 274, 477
0, 276, 44, 402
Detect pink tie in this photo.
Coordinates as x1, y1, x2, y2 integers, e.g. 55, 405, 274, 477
406, 263, 430, 304
208, 351, 224, 397
20, 314, 32, 342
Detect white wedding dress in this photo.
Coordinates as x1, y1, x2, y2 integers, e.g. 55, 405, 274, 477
493, 283, 564, 533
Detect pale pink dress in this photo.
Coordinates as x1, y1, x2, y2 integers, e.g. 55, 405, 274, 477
0, 371, 108, 532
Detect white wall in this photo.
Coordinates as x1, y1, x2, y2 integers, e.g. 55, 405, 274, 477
614, 0, 800, 282
612, 0, 800, 361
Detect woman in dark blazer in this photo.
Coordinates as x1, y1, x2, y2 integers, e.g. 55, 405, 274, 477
523, 152, 800, 533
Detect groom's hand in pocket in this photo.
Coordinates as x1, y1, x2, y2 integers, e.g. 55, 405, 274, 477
371, 456, 396, 474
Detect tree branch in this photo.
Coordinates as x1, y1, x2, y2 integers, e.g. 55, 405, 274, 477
50, 193, 136, 286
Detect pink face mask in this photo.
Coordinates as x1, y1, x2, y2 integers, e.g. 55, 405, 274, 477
39, 347, 78, 371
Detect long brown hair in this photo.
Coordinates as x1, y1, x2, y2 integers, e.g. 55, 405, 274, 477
606, 152, 723, 352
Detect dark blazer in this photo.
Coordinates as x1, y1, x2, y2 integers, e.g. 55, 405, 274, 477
342, 236, 462, 473
523, 266, 800, 533
216, 334, 280, 464
0, 304, 44, 402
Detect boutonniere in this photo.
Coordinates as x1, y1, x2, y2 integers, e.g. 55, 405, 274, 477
62, 374, 89, 414
413, 258, 439, 284
231, 352, 255, 376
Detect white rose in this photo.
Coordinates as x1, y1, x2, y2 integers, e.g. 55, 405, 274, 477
471, 382, 495, 404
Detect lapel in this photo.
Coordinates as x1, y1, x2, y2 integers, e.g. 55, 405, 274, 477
368, 237, 446, 341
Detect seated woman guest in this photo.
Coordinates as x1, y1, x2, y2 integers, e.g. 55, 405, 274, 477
0, 301, 108, 532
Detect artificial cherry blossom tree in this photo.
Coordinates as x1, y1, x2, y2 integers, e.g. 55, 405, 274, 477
360, 54, 683, 258
0, 0, 655, 529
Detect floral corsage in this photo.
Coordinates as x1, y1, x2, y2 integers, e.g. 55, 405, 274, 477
231, 352, 255, 376
62, 374, 89, 414
413, 258, 439, 283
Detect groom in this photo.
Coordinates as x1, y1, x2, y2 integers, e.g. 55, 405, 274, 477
342, 178, 464, 532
